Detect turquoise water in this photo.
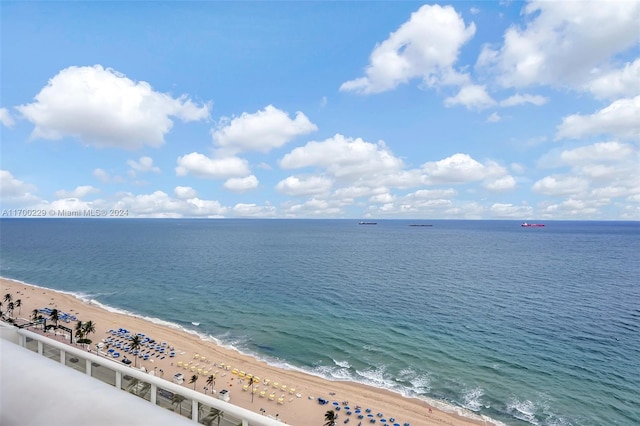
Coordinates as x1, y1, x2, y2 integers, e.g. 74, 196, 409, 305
1, 219, 639, 425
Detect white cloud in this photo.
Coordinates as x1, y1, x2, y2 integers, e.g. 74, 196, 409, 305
112, 190, 227, 218
0, 108, 14, 127
470, 7, 480, 15
369, 193, 395, 204
212, 105, 317, 154
54, 185, 100, 199
499, 93, 548, 107
93, 168, 110, 183
0, 170, 39, 203
175, 153, 250, 179
444, 84, 496, 110
490, 203, 533, 218
409, 188, 457, 199
280, 134, 405, 180
560, 141, 634, 165
223, 175, 259, 192
585, 59, 640, 100
275, 175, 333, 196
281, 198, 343, 217
484, 175, 517, 192
92, 168, 124, 183
16, 65, 209, 149
174, 186, 197, 199
340, 4, 475, 93
231, 203, 277, 218
487, 112, 501, 123
127, 156, 160, 174
538, 198, 602, 219
421, 153, 510, 185
556, 96, 640, 140
532, 175, 590, 196
477, 1, 640, 89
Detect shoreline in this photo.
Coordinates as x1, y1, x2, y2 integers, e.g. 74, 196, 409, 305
1, 277, 494, 426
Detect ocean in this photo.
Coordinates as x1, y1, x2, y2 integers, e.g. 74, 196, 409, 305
1, 219, 638, 426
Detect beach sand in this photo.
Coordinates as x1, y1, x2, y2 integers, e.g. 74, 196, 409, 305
1, 278, 491, 426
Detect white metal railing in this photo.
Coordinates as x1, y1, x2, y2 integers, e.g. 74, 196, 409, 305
8, 327, 284, 426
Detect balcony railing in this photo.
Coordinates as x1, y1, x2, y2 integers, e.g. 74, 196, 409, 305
7, 326, 283, 426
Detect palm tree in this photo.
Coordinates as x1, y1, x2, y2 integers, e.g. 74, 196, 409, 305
190, 374, 199, 390
324, 409, 337, 426
75, 321, 85, 345
202, 407, 224, 426
15, 299, 21, 315
82, 320, 96, 341
49, 309, 59, 327
3, 293, 12, 304
31, 309, 42, 328
129, 334, 142, 367
171, 393, 186, 415
206, 374, 215, 394
6, 301, 15, 319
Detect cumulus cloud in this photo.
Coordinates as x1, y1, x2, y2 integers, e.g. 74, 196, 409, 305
281, 198, 343, 217
54, 185, 100, 199
127, 156, 160, 174
93, 168, 110, 183
490, 203, 534, 218
174, 186, 197, 199
556, 96, 640, 140
499, 93, 548, 107
585, 59, 640, 100
477, 1, 640, 89
175, 153, 250, 179
487, 112, 501, 123
421, 153, 511, 185
560, 141, 634, 165
280, 134, 405, 180
112, 190, 227, 218
231, 203, 276, 218
444, 84, 496, 110
340, 4, 475, 94
223, 175, 259, 192
0, 108, 14, 127
16, 65, 209, 149
212, 105, 317, 154
275, 175, 333, 196
0, 170, 39, 203
532, 175, 590, 196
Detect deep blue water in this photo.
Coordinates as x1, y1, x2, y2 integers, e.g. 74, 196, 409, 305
1, 219, 639, 425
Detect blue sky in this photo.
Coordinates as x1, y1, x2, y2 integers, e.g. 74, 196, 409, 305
1, 1, 638, 219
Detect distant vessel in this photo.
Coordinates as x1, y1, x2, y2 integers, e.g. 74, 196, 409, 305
521, 222, 545, 227
409, 224, 432, 227
359, 221, 377, 225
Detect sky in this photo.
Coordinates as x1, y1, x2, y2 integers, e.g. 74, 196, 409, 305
1, 1, 639, 220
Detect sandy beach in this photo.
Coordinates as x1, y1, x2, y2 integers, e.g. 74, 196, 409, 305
1, 278, 490, 426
